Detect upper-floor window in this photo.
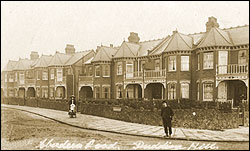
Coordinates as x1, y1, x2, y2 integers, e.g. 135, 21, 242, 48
19, 72, 25, 84
9, 74, 14, 82
57, 68, 63, 82
155, 59, 160, 71
117, 62, 122, 75
181, 56, 189, 71
140, 60, 146, 71
88, 66, 93, 76
126, 61, 133, 78
50, 69, 54, 79
5, 74, 7, 82
238, 50, 247, 65
37, 70, 41, 80
203, 52, 213, 69
197, 54, 200, 70
103, 65, 110, 77
168, 56, 176, 71
42, 70, 48, 80
95, 65, 100, 77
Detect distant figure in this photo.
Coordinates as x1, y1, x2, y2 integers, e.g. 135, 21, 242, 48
68, 95, 77, 110
161, 101, 174, 138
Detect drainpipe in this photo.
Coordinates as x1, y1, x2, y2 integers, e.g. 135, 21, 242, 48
71, 65, 74, 97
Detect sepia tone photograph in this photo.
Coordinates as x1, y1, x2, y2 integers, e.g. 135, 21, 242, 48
1, 1, 249, 150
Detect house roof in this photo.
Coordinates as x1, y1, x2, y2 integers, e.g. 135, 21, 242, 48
13, 59, 34, 71
114, 39, 163, 58
150, 31, 193, 54
64, 50, 93, 66
48, 52, 72, 66
84, 56, 94, 64
138, 39, 163, 56
92, 46, 117, 62
33, 55, 53, 68
113, 42, 139, 58
224, 25, 249, 45
2, 60, 18, 72
197, 27, 233, 48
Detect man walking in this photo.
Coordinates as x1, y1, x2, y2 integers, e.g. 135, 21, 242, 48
161, 101, 174, 138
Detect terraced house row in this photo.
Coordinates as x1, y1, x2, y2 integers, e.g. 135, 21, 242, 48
1, 17, 249, 108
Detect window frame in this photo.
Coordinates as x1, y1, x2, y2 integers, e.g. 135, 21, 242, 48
181, 56, 189, 71
180, 83, 189, 99
203, 52, 214, 70
103, 65, 110, 77
117, 62, 123, 75
95, 65, 101, 77
168, 83, 176, 100
168, 56, 177, 72
203, 82, 214, 101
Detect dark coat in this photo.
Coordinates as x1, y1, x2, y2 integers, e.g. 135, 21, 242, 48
68, 98, 77, 107
161, 106, 174, 126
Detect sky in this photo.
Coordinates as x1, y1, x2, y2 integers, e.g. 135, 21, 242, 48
1, 1, 249, 70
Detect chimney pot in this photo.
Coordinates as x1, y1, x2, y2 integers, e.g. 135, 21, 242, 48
65, 44, 75, 54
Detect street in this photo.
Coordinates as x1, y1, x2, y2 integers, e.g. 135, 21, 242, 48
1, 107, 249, 150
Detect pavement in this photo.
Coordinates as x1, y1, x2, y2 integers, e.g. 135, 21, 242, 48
2, 104, 249, 142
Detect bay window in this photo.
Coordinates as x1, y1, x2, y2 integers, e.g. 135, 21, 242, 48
203, 52, 213, 69
203, 82, 213, 101
57, 68, 63, 81
95, 65, 100, 77
103, 65, 110, 77
181, 83, 189, 99
168, 83, 176, 100
168, 56, 176, 71
117, 62, 122, 75
181, 56, 189, 71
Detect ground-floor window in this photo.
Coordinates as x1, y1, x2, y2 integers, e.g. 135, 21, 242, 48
95, 87, 100, 99
197, 83, 200, 101
9, 89, 15, 97
42, 87, 48, 98
168, 83, 176, 100
117, 85, 123, 99
50, 87, 54, 98
203, 83, 213, 101
181, 83, 189, 99
126, 85, 134, 98
102, 87, 110, 99
36, 87, 40, 97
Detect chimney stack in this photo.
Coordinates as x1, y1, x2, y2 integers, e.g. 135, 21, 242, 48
206, 16, 219, 32
65, 44, 75, 54
30, 51, 39, 60
128, 32, 140, 44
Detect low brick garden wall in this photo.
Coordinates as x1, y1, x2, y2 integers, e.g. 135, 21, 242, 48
2, 97, 248, 130
80, 100, 239, 130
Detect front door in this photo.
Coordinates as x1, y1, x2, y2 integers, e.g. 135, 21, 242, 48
218, 51, 228, 74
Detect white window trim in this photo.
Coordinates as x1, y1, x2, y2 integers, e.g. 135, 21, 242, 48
203, 82, 214, 101
103, 65, 110, 77
117, 62, 123, 75
95, 65, 101, 77
203, 52, 214, 70
181, 56, 190, 71
180, 83, 189, 99
168, 56, 177, 72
